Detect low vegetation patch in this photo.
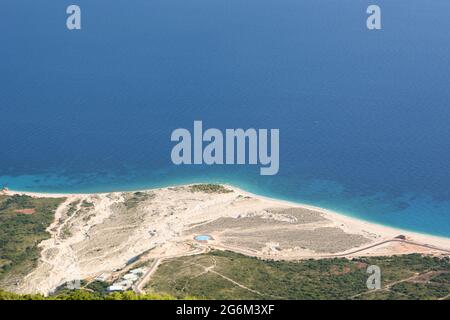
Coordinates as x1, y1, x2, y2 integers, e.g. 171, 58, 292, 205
0, 195, 66, 288
145, 251, 450, 300
124, 192, 155, 209
189, 184, 233, 194
0, 290, 194, 300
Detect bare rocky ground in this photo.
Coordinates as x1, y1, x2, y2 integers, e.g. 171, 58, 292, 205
12, 185, 450, 295
188, 209, 369, 253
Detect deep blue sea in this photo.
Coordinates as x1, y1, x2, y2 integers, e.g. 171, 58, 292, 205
1, 0, 450, 237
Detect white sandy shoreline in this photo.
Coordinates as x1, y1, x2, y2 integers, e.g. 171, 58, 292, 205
228, 185, 450, 243
4, 183, 450, 249
6, 183, 450, 295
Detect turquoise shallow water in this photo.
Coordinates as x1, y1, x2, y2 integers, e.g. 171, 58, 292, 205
1, 0, 450, 237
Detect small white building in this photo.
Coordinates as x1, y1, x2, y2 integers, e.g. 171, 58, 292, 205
107, 285, 125, 292
123, 274, 139, 281
114, 280, 134, 287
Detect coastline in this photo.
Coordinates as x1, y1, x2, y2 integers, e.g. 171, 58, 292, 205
5, 182, 450, 295
4, 183, 450, 248
228, 185, 450, 250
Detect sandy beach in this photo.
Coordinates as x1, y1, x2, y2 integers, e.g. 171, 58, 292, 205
233, 186, 450, 250
3, 184, 450, 295
5, 184, 450, 248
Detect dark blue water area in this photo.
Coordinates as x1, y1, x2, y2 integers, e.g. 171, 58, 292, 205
1, 0, 450, 237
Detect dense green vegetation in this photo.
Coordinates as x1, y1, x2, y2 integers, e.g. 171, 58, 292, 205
146, 251, 450, 300
0, 290, 189, 300
0, 195, 66, 288
1, 249, 449, 300
189, 184, 233, 194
